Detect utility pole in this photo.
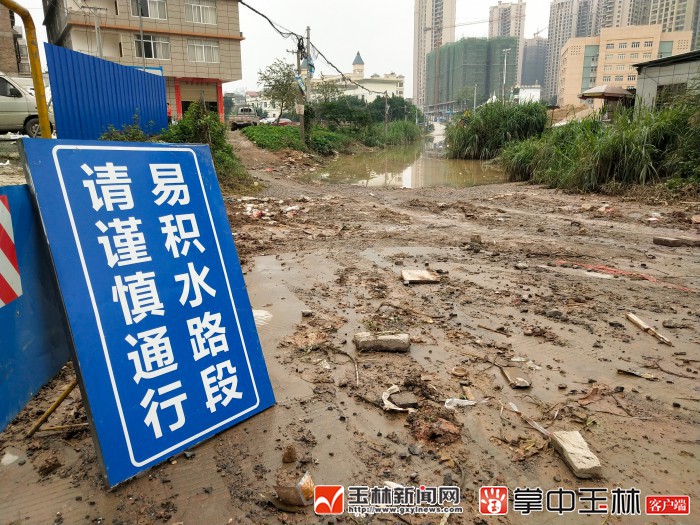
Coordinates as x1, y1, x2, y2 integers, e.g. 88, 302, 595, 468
502, 48, 511, 102
82, 3, 107, 58
295, 40, 305, 144
305, 26, 311, 145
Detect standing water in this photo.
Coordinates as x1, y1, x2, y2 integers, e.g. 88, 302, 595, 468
309, 123, 508, 188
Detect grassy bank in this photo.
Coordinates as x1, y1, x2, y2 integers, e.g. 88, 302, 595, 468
241, 121, 422, 155
445, 102, 547, 160
499, 100, 700, 192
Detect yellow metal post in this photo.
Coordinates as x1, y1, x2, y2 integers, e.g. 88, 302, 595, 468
1, 0, 51, 138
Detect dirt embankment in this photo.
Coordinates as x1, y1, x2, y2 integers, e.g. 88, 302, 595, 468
1, 133, 699, 524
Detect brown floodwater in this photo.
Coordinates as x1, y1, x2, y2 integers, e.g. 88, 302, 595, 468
309, 141, 508, 188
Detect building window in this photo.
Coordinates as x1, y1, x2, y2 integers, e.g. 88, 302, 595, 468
188, 39, 220, 63
605, 53, 614, 60
631, 41, 640, 48
618, 42, 627, 49
616, 65, 625, 70
604, 65, 612, 71
134, 34, 170, 59
644, 41, 653, 47
615, 75, 623, 81
185, 0, 217, 24
606, 43, 614, 49
131, 0, 167, 19
628, 75, 636, 81
643, 52, 652, 58
617, 54, 625, 59
603, 75, 611, 82
630, 53, 639, 59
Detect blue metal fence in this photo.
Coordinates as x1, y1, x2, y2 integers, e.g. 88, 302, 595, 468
45, 44, 167, 140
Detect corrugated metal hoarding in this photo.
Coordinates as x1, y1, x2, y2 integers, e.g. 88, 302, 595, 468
45, 44, 167, 140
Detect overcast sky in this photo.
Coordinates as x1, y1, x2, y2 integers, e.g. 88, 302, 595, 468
22, 0, 552, 97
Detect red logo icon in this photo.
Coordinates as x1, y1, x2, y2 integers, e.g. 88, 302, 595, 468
646, 495, 690, 515
480, 486, 508, 515
314, 485, 344, 515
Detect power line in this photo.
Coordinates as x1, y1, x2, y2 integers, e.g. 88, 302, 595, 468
238, 0, 387, 97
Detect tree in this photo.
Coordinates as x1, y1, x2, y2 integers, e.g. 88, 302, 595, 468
314, 79, 342, 103
258, 59, 297, 123
368, 95, 423, 123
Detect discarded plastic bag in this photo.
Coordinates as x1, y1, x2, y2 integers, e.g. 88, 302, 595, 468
444, 398, 489, 409
382, 385, 417, 413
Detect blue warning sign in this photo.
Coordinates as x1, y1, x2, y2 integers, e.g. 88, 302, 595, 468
21, 139, 275, 487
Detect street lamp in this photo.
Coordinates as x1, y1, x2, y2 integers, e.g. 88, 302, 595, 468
502, 48, 511, 102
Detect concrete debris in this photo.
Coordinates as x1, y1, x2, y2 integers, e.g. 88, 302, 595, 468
653, 236, 700, 248
301, 309, 313, 318
353, 332, 410, 352
550, 430, 602, 479
282, 444, 297, 464
515, 262, 529, 270
662, 319, 692, 329
401, 269, 441, 284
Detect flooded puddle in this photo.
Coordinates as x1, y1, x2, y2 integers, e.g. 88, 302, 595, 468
309, 140, 508, 188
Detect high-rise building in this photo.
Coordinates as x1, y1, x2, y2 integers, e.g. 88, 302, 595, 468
488, 1, 526, 83
648, 0, 699, 48
41, 0, 244, 121
557, 24, 692, 106
425, 36, 519, 115
413, 0, 457, 111
544, 0, 585, 103
489, 1, 526, 38
596, 0, 652, 33
521, 36, 548, 85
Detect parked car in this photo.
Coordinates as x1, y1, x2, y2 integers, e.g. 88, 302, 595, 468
274, 118, 296, 126
258, 117, 277, 124
0, 73, 55, 136
229, 106, 259, 130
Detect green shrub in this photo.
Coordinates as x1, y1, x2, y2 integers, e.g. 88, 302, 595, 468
100, 114, 151, 142
159, 102, 251, 189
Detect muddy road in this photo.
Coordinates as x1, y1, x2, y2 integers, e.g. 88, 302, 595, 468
1, 134, 699, 524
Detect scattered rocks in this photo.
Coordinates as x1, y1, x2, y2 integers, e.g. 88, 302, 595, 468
515, 262, 529, 270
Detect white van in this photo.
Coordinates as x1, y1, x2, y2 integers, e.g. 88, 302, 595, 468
0, 73, 54, 136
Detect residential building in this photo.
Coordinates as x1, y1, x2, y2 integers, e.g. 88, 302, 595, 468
413, 0, 457, 111
513, 84, 542, 102
488, 1, 527, 83
41, 0, 244, 121
16, 31, 29, 76
521, 36, 547, 85
310, 53, 405, 103
1, 8, 20, 75
557, 24, 692, 106
489, 1, 526, 39
596, 0, 652, 33
634, 49, 700, 105
648, 0, 699, 49
544, 0, 589, 104
425, 37, 519, 117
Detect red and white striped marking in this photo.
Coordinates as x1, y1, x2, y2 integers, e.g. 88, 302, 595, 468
0, 195, 23, 307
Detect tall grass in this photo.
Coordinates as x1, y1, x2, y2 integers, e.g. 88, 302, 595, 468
499, 101, 697, 192
445, 101, 547, 160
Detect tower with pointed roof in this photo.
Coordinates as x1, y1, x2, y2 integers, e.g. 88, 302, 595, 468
352, 51, 365, 78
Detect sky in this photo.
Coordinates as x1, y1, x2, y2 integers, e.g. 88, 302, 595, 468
20, 0, 552, 97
